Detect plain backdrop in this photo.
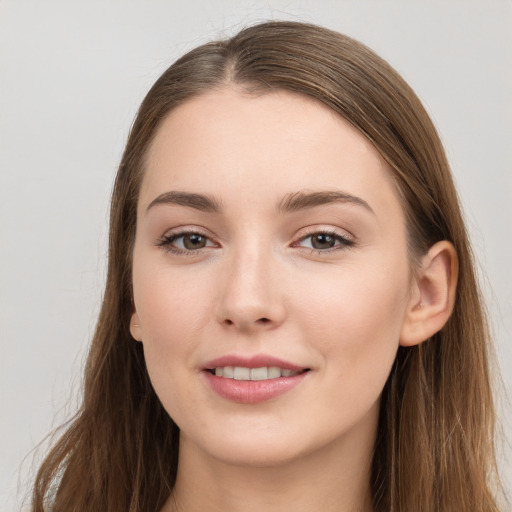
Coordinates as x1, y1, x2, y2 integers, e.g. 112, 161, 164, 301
1, 1, 511, 510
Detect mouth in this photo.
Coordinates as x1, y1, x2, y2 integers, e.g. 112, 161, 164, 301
205, 366, 310, 381
202, 355, 311, 404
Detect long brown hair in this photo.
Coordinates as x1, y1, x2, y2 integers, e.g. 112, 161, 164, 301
32, 21, 501, 511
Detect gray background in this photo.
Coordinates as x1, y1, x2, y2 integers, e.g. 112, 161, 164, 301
1, 1, 511, 510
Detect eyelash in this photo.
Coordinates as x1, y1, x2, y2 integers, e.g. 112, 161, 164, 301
294, 228, 355, 255
155, 229, 215, 256
155, 228, 355, 256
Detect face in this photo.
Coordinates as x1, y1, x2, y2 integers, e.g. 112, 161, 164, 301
131, 88, 414, 467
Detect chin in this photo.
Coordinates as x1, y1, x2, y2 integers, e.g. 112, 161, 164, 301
179, 417, 353, 469
206, 438, 307, 468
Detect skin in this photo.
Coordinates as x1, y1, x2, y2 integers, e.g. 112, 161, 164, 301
130, 88, 457, 512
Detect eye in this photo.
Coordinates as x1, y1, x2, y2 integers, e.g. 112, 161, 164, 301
175, 233, 210, 250
156, 230, 217, 254
296, 230, 354, 252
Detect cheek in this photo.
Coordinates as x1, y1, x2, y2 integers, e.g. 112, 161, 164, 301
134, 262, 212, 343
133, 272, 210, 426
131, 260, 213, 404
297, 262, 409, 391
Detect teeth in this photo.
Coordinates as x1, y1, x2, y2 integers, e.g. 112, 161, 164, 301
250, 367, 268, 381
223, 366, 234, 378
268, 366, 281, 379
211, 366, 301, 381
234, 367, 250, 380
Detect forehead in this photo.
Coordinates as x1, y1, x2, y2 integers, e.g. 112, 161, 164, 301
140, 88, 404, 224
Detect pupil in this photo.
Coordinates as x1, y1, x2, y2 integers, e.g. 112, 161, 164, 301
184, 234, 206, 250
312, 234, 335, 249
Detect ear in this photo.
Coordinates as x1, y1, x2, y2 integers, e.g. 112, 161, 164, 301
400, 240, 458, 347
130, 310, 143, 342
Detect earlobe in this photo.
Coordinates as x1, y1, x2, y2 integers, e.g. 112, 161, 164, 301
130, 311, 143, 342
400, 240, 458, 347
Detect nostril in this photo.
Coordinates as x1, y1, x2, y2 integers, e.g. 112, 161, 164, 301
221, 317, 273, 328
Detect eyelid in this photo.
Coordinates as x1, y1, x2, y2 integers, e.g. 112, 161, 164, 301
292, 226, 355, 252
154, 225, 355, 256
155, 227, 219, 255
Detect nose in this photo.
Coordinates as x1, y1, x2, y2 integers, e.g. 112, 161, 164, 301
216, 245, 286, 332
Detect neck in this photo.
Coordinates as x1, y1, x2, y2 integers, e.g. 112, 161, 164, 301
162, 420, 376, 512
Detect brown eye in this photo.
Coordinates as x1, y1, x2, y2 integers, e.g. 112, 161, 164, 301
296, 231, 354, 252
182, 233, 207, 250
310, 233, 337, 250
157, 231, 216, 253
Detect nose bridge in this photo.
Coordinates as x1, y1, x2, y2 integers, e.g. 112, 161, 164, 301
217, 235, 284, 330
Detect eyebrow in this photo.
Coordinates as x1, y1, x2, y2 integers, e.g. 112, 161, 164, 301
145, 189, 374, 216
276, 190, 375, 215
146, 191, 222, 214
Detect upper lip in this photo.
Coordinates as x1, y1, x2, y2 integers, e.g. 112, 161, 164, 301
203, 354, 306, 371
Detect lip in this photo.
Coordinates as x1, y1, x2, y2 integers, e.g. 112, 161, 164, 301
203, 371, 308, 404
203, 354, 305, 371
202, 354, 310, 404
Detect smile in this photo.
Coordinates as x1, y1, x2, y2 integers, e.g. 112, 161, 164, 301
209, 366, 304, 380
202, 355, 310, 403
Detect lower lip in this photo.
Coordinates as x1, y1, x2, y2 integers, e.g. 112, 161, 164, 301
203, 371, 308, 404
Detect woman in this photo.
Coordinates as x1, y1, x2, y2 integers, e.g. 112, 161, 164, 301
32, 21, 502, 512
